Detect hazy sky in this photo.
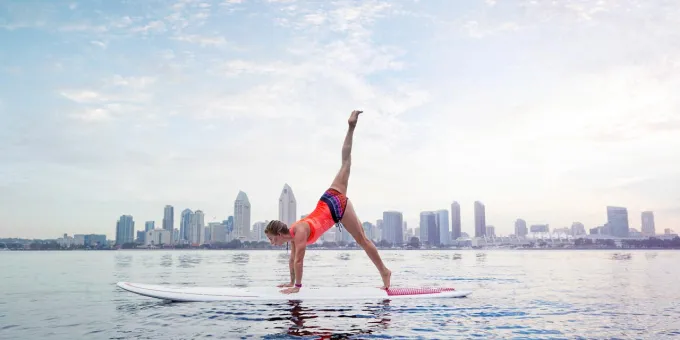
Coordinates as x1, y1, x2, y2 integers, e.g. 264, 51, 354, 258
1, 0, 679, 239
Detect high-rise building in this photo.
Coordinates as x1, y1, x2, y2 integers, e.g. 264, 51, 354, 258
376, 219, 384, 241
641, 211, 655, 236
474, 201, 486, 238
189, 210, 204, 245
362, 222, 375, 241
163, 205, 174, 232
173, 228, 179, 244
530, 224, 549, 233
204, 226, 211, 243
180, 209, 193, 243
515, 219, 528, 237
382, 211, 404, 246
234, 191, 251, 241
278, 184, 297, 228
115, 215, 135, 245
486, 225, 496, 237
451, 201, 461, 240
419, 211, 439, 246
436, 209, 450, 245
145, 221, 155, 232
210, 222, 227, 243
419, 212, 431, 243
607, 206, 629, 238
252, 221, 268, 242
224, 215, 234, 235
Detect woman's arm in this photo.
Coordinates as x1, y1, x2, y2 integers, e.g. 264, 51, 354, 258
293, 240, 306, 286
281, 225, 309, 294
288, 241, 296, 284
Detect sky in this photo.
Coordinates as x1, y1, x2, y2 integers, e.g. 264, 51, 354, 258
1, 0, 679, 239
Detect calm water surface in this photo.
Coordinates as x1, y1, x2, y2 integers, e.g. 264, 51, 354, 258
1, 249, 679, 339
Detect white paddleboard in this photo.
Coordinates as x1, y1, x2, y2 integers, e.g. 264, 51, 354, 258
116, 282, 472, 302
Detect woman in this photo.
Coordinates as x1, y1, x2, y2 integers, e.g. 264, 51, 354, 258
265, 110, 392, 294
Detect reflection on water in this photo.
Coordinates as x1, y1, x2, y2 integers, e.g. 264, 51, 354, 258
232, 253, 250, 265
421, 253, 450, 260
278, 300, 392, 338
611, 253, 632, 260
160, 254, 172, 267
114, 254, 133, 269
337, 252, 350, 261
177, 253, 203, 268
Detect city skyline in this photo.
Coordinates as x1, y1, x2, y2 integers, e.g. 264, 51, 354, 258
1, 181, 673, 240
2, 0, 680, 238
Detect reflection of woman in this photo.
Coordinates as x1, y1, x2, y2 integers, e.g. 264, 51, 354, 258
282, 300, 392, 338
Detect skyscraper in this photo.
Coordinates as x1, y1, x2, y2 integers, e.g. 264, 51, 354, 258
279, 184, 297, 227
145, 221, 155, 232
607, 206, 629, 238
224, 216, 235, 242
451, 201, 461, 240
641, 211, 655, 236
163, 205, 174, 232
190, 210, 205, 245
115, 215, 135, 245
436, 209, 450, 245
419, 212, 431, 243
252, 221, 268, 242
382, 211, 404, 246
210, 222, 227, 243
224, 216, 234, 234
419, 211, 438, 246
474, 201, 486, 238
515, 219, 528, 237
234, 191, 251, 241
362, 222, 375, 241
180, 209, 193, 243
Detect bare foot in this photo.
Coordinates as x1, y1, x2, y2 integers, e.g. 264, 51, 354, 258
380, 269, 392, 289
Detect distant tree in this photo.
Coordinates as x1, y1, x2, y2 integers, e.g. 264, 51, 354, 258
408, 237, 420, 248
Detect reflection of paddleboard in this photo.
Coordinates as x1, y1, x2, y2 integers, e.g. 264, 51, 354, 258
116, 282, 472, 302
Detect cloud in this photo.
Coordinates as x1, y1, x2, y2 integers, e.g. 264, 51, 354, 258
69, 108, 112, 122
90, 40, 107, 48
173, 34, 228, 46
60, 90, 109, 104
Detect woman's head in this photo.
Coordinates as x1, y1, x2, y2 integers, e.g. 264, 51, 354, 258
265, 220, 290, 245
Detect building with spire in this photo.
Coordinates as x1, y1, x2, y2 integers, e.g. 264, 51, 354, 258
234, 191, 251, 241
278, 184, 297, 227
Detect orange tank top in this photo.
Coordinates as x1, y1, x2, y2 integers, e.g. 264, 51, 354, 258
289, 219, 315, 245
290, 200, 336, 245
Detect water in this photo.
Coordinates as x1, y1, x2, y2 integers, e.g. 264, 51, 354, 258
1, 249, 679, 339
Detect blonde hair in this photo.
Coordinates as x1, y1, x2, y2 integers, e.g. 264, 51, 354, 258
265, 220, 289, 235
